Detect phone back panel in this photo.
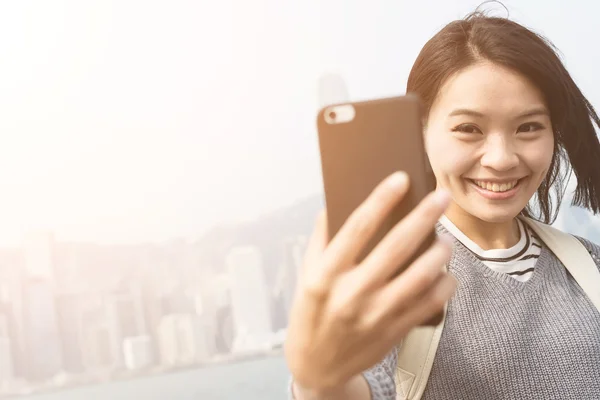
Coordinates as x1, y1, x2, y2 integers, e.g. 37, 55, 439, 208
317, 94, 436, 266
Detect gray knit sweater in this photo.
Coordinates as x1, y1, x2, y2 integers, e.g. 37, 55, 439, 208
364, 224, 600, 400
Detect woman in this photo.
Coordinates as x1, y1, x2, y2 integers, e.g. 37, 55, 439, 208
285, 11, 600, 400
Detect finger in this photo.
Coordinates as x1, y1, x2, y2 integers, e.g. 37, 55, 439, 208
299, 210, 331, 297
288, 211, 330, 332
323, 171, 410, 275
358, 189, 451, 285
303, 210, 328, 268
386, 273, 458, 340
376, 238, 453, 319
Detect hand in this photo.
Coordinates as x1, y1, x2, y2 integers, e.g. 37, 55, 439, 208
284, 171, 457, 392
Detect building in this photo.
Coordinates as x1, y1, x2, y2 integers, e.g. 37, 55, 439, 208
190, 291, 218, 358
106, 289, 147, 368
201, 273, 235, 354
21, 232, 63, 381
80, 302, 117, 372
54, 292, 86, 374
214, 306, 235, 354
225, 246, 272, 352
86, 326, 114, 371
0, 337, 14, 387
157, 314, 206, 367
21, 279, 63, 381
123, 336, 154, 370
0, 285, 23, 380
273, 236, 308, 329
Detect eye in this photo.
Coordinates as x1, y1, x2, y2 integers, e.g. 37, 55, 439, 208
451, 124, 482, 134
517, 122, 545, 133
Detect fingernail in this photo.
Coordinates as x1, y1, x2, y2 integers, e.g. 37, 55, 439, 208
389, 171, 408, 188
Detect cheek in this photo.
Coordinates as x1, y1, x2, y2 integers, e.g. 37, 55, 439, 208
426, 133, 474, 180
522, 137, 555, 177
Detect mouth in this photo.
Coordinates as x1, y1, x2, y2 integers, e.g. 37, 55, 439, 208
466, 178, 525, 200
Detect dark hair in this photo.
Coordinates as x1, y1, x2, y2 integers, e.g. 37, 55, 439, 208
406, 9, 600, 223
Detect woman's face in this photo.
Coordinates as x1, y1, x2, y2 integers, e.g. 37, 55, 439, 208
425, 61, 555, 224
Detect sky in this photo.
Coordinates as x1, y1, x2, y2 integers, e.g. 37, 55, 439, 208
0, 0, 598, 246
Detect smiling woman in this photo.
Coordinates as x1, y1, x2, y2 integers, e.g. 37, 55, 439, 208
285, 8, 600, 400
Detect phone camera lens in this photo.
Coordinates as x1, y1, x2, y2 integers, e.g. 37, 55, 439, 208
328, 111, 337, 120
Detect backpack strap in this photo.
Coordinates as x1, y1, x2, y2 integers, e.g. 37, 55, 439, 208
395, 218, 600, 400
522, 217, 600, 311
395, 274, 448, 400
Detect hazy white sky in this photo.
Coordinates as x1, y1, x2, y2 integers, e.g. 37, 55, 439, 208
0, 0, 597, 246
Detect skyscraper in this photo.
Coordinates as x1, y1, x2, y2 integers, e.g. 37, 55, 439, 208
0, 337, 14, 387
0, 284, 23, 380
21, 279, 63, 381
157, 314, 205, 367
273, 235, 308, 329
226, 246, 272, 352
80, 302, 116, 372
21, 232, 63, 381
55, 292, 86, 374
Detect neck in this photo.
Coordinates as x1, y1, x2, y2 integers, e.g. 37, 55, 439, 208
444, 204, 520, 250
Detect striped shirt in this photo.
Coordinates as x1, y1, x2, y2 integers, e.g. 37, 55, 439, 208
439, 215, 542, 282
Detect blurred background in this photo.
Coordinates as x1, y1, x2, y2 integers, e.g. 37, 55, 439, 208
0, 0, 597, 399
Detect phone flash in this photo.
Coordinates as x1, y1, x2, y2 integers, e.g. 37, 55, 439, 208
324, 104, 355, 125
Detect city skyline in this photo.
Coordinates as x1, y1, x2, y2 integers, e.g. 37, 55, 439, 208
0, 191, 314, 396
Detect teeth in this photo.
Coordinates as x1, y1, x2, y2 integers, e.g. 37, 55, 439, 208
474, 180, 518, 192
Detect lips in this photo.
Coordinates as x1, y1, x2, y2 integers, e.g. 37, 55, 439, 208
472, 180, 519, 193
467, 178, 524, 200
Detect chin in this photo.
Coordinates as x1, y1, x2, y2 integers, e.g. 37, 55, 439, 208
468, 207, 522, 224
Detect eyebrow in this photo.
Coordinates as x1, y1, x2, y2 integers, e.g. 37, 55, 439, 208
448, 107, 550, 119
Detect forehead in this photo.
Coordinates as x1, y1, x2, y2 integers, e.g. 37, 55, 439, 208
431, 61, 548, 116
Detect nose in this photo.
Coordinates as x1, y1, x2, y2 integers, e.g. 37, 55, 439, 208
480, 135, 519, 172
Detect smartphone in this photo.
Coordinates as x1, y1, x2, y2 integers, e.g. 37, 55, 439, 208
316, 94, 441, 324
